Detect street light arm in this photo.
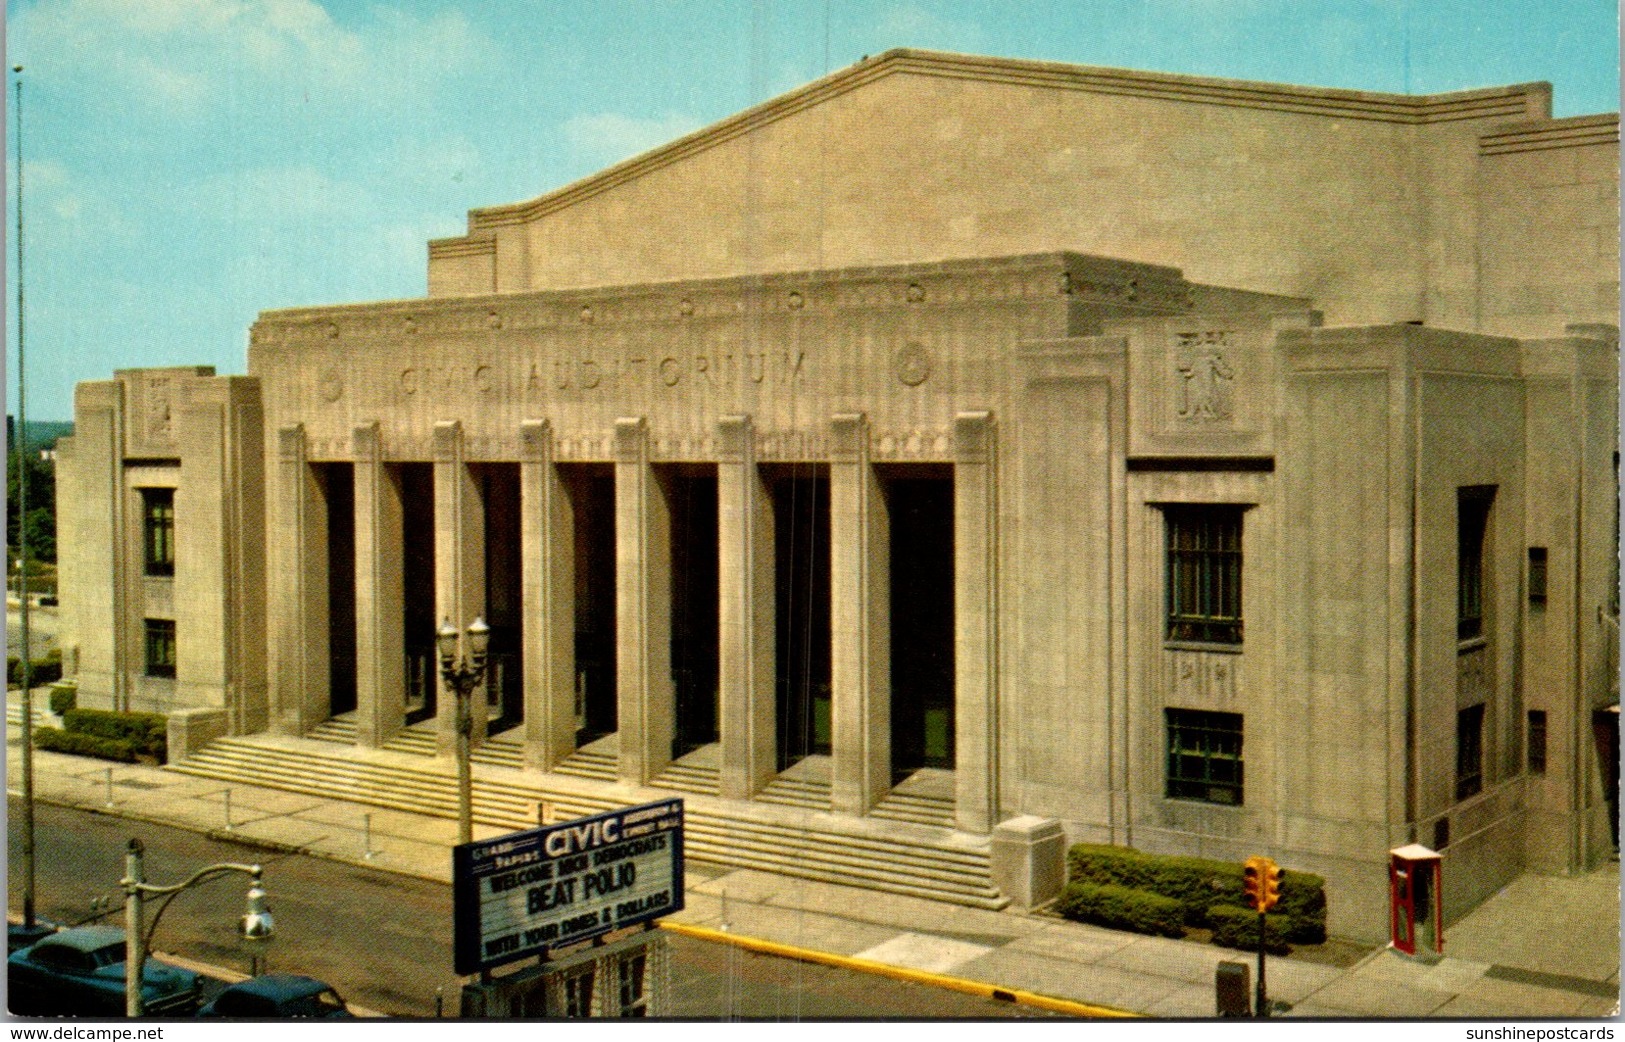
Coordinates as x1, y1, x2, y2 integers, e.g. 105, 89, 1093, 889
135, 864, 261, 961
123, 861, 262, 900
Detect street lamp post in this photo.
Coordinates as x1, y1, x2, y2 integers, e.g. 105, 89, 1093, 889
11, 62, 39, 938
436, 616, 490, 846
120, 838, 275, 1018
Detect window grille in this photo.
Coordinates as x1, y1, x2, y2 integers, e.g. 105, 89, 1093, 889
1165, 506, 1243, 645
144, 619, 176, 679
142, 488, 175, 577
1165, 708, 1244, 805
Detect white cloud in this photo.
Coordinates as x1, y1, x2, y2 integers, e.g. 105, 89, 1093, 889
561, 111, 702, 171
10, 0, 487, 119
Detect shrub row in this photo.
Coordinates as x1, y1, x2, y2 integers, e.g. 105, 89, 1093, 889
1207, 904, 1291, 955
1067, 844, 1327, 944
1056, 881, 1185, 938
62, 708, 168, 761
33, 726, 138, 763
7, 649, 62, 689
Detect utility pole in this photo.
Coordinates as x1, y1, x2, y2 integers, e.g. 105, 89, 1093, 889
13, 62, 37, 932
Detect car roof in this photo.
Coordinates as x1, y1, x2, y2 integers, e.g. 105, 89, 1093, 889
224, 974, 333, 999
32, 926, 125, 953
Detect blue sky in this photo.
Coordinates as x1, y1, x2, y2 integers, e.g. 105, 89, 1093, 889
5, 0, 1619, 421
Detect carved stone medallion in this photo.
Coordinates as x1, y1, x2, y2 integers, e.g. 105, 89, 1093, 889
895, 342, 931, 386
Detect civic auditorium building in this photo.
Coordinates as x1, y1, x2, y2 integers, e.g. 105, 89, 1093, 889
55, 50, 1619, 942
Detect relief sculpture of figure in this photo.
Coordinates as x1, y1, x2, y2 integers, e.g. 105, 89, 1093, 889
1176, 350, 1234, 420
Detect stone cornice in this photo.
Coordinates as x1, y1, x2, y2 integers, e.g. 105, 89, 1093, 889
251, 252, 1200, 349
448, 49, 1555, 240
427, 232, 496, 260
1478, 113, 1620, 156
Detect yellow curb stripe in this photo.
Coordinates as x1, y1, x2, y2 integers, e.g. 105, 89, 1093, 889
659, 920, 1139, 1019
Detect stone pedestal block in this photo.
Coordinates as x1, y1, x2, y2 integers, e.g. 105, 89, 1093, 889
991, 815, 1066, 910
167, 708, 230, 762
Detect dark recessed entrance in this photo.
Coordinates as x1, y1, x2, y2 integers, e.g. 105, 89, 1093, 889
317, 463, 356, 719
885, 467, 954, 777
398, 463, 437, 725
667, 468, 719, 758
479, 464, 523, 736
565, 465, 617, 744
770, 465, 831, 770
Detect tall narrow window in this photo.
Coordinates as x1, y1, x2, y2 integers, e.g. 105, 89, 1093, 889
616, 952, 648, 1017
1527, 547, 1548, 605
1456, 703, 1485, 800
1165, 708, 1244, 805
1458, 488, 1494, 641
1165, 506, 1244, 646
562, 966, 594, 1017
1527, 709, 1548, 774
144, 619, 176, 679
142, 488, 175, 577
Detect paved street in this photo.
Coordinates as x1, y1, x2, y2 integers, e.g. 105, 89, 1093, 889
9, 800, 1056, 1018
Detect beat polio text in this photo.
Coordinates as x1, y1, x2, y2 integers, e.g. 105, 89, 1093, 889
481, 828, 672, 959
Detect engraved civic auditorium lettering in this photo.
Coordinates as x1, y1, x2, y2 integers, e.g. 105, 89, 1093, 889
396, 351, 808, 397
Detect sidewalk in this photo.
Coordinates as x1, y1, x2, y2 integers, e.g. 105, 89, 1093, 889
7, 695, 1618, 1019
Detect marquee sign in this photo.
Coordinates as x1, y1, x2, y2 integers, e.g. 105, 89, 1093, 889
452, 799, 685, 975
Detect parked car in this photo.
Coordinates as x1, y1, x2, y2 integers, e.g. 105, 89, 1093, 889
7, 925, 201, 1017
197, 974, 353, 1018
7, 921, 57, 956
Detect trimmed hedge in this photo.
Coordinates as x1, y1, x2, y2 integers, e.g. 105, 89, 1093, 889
48, 683, 77, 717
1208, 904, 1291, 955
33, 726, 138, 763
1056, 881, 1185, 938
8, 649, 62, 689
1067, 844, 1327, 944
62, 708, 168, 762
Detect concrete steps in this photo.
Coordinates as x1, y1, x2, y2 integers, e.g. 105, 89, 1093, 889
6, 704, 52, 729
308, 718, 438, 759
169, 735, 1006, 909
650, 760, 721, 797
757, 775, 831, 811
555, 746, 617, 782
872, 791, 956, 829
307, 717, 525, 769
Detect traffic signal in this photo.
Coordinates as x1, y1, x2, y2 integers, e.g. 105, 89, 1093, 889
1242, 856, 1281, 913
1242, 856, 1265, 910
1261, 861, 1283, 913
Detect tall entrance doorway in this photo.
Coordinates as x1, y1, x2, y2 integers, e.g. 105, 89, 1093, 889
398, 463, 437, 725
316, 463, 357, 719
885, 467, 955, 778
770, 466, 830, 770
667, 468, 719, 758
565, 465, 617, 744
479, 464, 523, 735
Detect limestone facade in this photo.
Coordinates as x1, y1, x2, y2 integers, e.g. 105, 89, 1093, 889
56, 51, 1618, 942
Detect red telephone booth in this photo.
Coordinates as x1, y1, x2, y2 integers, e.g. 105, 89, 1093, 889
1389, 844, 1443, 955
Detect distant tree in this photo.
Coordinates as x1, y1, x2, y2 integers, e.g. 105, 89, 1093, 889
7, 447, 55, 564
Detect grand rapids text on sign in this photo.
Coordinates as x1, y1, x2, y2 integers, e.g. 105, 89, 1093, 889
453, 799, 685, 974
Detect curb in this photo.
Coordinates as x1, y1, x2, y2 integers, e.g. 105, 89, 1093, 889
658, 920, 1140, 1019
